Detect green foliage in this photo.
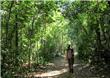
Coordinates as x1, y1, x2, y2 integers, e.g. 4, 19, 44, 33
1, 0, 110, 77
64, 1, 110, 63
1, 0, 70, 77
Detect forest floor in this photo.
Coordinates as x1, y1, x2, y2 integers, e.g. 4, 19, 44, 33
15, 52, 110, 78
23, 54, 100, 78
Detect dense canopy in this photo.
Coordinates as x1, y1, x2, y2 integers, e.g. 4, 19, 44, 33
1, 0, 110, 78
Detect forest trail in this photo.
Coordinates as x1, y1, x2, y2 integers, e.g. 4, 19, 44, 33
27, 53, 99, 78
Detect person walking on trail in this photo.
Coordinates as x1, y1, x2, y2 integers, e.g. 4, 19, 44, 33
66, 45, 74, 73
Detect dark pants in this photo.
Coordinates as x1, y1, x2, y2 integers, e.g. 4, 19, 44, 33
68, 58, 73, 73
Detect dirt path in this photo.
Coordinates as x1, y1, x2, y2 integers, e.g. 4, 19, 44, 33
51, 56, 98, 78
29, 55, 99, 78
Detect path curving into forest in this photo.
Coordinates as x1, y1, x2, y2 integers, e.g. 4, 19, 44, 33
27, 53, 99, 78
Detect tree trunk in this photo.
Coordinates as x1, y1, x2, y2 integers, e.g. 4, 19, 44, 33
15, 13, 19, 66
95, 27, 101, 50
5, 1, 14, 46
108, 1, 110, 7
29, 37, 31, 72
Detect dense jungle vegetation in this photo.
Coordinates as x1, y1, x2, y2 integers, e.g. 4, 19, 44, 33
1, 0, 110, 78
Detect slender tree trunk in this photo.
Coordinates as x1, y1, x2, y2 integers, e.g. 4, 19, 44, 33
96, 1, 102, 51
15, 15, 18, 50
15, 13, 19, 66
37, 40, 39, 64
95, 26, 101, 50
61, 32, 63, 54
5, 1, 14, 46
29, 37, 31, 72
108, 1, 110, 7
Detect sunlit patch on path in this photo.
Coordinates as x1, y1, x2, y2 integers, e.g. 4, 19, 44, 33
33, 64, 80, 77
33, 68, 68, 77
